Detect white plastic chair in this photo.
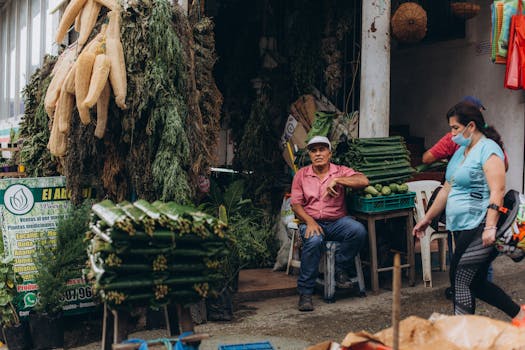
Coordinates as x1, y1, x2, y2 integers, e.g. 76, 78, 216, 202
407, 180, 449, 288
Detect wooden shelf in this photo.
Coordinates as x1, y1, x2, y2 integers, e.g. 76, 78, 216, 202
0, 172, 26, 178
0, 148, 19, 152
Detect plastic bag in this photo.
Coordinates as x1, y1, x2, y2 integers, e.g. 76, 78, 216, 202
273, 195, 295, 271
306, 111, 337, 141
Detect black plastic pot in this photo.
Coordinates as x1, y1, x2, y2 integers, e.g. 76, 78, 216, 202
2, 323, 32, 350
28, 312, 64, 350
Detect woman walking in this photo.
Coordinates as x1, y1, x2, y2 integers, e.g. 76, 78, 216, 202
413, 101, 524, 326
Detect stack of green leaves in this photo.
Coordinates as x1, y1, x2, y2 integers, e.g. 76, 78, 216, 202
334, 136, 415, 185
86, 199, 232, 308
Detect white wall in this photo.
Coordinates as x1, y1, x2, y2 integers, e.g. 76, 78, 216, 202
391, 1, 524, 191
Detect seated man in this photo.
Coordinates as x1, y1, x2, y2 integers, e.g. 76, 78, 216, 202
291, 136, 368, 312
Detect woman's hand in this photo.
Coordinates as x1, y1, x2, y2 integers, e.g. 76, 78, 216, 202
413, 219, 430, 239
482, 228, 496, 247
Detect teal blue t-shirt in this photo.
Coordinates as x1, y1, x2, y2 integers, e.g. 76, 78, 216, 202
445, 137, 504, 231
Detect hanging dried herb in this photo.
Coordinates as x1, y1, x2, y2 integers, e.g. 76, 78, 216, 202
173, 6, 209, 182
146, 0, 192, 202
191, 15, 223, 170
285, 0, 324, 96
19, 55, 60, 177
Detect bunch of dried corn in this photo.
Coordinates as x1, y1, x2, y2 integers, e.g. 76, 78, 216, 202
86, 199, 232, 307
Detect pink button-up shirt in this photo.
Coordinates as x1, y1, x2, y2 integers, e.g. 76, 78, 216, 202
291, 163, 360, 221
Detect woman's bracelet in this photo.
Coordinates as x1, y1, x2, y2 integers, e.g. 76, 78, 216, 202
484, 226, 497, 231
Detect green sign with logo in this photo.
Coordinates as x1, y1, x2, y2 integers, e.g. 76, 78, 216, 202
0, 177, 95, 317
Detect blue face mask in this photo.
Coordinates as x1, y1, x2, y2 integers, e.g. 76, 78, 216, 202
451, 124, 473, 146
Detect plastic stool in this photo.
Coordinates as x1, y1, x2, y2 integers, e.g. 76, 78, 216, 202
317, 241, 366, 302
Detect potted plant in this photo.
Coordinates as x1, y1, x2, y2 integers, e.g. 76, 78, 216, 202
30, 202, 92, 349
0, 256, 31, 350
0, 161, 9, 173
30, 234, 67, 350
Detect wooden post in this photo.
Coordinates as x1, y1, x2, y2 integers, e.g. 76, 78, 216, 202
176, 304, 195, 333
392, 253, 401, 350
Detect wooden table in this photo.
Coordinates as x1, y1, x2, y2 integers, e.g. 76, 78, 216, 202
353, 209, 415, 293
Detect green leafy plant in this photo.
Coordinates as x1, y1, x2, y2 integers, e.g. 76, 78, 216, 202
0, 256, 22, 327
200, 179, 277, 288
33, 202, 92, 314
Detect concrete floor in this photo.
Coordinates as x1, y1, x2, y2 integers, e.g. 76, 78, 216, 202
66, 253, 525, 349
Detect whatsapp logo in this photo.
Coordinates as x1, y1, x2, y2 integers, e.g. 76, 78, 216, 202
23, 292, 37, 307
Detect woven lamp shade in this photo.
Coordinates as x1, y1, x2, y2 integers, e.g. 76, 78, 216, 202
391, 2, 427, 43
450, 2, 480, 20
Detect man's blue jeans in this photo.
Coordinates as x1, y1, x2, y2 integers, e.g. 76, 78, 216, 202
297, 216, 367, 295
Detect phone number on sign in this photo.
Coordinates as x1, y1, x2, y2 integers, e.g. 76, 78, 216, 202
60, 285, 93, 302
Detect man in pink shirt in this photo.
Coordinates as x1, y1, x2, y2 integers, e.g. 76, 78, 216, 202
291, 136, 369, 311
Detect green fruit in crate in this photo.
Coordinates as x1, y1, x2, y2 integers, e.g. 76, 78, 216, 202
389, 183, 399, 193
374, 184, 383, 192
398, 183, 409, 193
381, 187, 392, 196
364, 194, 373, 199
364, 185, 380, 196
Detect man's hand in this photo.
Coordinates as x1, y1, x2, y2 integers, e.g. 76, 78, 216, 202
305, 221, 324, 239
324, 179, 340, 198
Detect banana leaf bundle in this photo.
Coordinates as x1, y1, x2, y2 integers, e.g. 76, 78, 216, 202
334, 136, 416, 185
87, 199, 232, 308
117, 201, 156, 236
92, 200, 135, 234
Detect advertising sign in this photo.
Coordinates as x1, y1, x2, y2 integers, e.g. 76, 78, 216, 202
0, 176, 95, 317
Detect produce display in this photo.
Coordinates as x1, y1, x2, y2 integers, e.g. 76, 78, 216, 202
45, 0, 126, 156
362, 182, 409, 199
334, 136, 416, 187
86, 199, 232, 308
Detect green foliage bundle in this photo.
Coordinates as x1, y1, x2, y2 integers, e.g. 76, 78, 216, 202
33, 202, 91, 314
122, 0, 193, 203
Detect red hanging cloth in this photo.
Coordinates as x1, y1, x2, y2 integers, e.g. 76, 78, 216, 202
505, 0, 525, 89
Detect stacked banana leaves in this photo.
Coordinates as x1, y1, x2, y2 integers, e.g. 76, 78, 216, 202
334, 136, 415, 185
86, 199, 231, 308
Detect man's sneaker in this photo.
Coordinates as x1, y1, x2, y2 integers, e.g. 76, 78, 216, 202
298, 294, 314, 312
512, 305, 525, 328
335, 271, 353, 289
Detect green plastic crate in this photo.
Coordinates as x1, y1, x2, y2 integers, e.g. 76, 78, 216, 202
348, 192, 415, 213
